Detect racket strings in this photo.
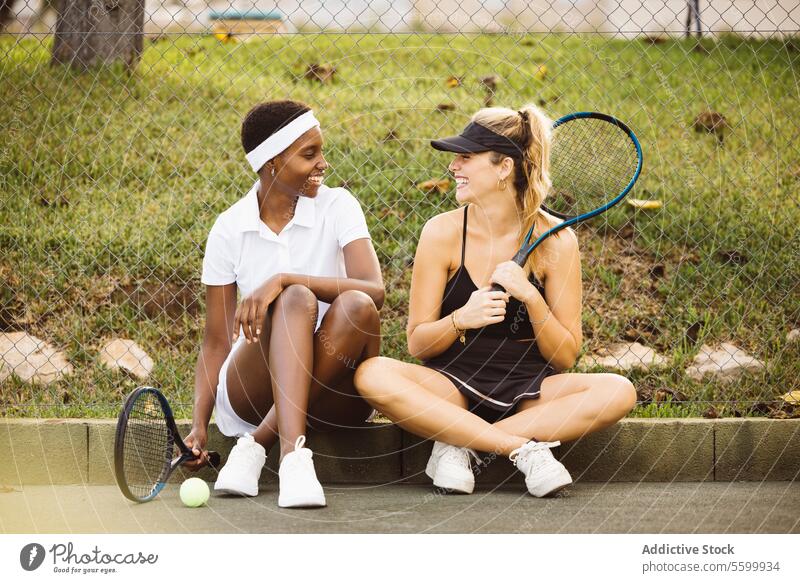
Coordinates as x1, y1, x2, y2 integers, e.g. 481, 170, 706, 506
548, 118, 639, 217
122, 392, 173, 499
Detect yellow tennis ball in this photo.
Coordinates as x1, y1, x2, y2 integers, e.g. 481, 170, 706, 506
180, 478, 209, 507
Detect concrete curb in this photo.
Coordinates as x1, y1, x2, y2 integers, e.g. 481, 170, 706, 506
1, 419, 798, 486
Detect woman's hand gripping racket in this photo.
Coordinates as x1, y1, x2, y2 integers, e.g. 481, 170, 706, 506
492, 112, 643, 292
114, 386, 220, 503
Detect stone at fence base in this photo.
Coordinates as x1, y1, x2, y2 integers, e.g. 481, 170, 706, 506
787, 329, 800, 344
99, 339, 154, 380
685, 343, 765, 382
0, 332, 73, 385
580, 341, 667, 372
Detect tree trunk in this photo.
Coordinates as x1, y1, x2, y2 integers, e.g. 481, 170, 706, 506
1, 1, 16, 31
51, 0, 144, 70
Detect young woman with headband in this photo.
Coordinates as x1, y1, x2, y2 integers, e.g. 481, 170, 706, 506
185, 100, 384, 508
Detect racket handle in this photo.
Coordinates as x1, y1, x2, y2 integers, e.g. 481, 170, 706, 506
511, 249, 530, 266
207, 451, 221, 469
490, 249, 531, 293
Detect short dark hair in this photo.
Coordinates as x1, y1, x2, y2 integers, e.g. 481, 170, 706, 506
241, 100, 312, 154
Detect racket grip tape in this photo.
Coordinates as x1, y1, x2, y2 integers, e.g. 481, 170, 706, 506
490, 249, 531, 293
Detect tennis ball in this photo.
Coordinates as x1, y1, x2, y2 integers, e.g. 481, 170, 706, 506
180, 478, 209, 507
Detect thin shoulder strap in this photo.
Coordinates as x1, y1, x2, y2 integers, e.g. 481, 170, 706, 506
460, 205, 468, 266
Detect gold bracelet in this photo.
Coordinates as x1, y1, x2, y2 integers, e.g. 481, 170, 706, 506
451, 310, 466, 344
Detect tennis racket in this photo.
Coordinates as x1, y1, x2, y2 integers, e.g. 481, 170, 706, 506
492, 111, 643, 291
114, 386, 220, 503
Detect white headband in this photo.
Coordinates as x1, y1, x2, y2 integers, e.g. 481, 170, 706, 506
245, 110, 321, 173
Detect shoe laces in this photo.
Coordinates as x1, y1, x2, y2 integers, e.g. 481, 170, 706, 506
509, 440, 561, 471
281, 435, 314, 471
439, 443, 482, 468
230, 434, 265, 465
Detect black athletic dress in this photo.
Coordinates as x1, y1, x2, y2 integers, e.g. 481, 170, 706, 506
421, 205, 555, 423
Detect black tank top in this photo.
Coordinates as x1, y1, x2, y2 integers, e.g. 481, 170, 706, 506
439, 205, 544, 341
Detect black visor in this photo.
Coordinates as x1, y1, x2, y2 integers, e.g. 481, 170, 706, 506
431, 122, 525, 158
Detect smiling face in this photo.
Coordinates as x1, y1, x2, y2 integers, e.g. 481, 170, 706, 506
448, 151, 513, 205
269, 127, 329, 197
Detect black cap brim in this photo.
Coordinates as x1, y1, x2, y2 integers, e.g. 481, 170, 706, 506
430, 135, 491, 154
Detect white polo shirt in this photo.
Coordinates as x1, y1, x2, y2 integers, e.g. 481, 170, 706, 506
201, 179, 371, 331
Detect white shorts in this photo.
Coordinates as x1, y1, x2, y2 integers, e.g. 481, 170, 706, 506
213, 321, 376, 436
214, 337, 259, 438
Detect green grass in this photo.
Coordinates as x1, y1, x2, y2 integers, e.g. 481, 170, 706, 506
1, 32, 798, 419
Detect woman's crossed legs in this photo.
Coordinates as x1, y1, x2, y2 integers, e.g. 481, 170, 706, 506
354, 356, 637, 456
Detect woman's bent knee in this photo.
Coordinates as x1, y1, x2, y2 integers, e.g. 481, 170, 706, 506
278, 283, 316, 304
354, 356, 388, 388
604, 374, 637, 421
273, 284, 317, 318
615, 374, 637, 408
354, 356, 396, 400
331, 290, 379, 326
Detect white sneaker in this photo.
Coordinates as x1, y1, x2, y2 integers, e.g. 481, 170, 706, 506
425, 441, 480, 494
510, 440, 572, 497
278, 435, 326, 508
214, 433, 266, 496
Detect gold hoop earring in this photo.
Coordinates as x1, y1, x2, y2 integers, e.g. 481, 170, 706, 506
498, 178, 507, 190
270, 166, 276, 177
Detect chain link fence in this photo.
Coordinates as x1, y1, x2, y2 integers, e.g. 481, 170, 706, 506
1, 1, 799, 419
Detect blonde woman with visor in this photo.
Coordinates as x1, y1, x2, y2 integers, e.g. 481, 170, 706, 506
355, 104, 636, 497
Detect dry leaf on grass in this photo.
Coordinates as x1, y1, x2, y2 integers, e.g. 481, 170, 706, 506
693, 110, 729, 143
748, 401, 774, 415
685, 322, 703, 345
382, 130, 399, 142
627, 198, 663, 210
480, 75, 500, 91
654, 387, 688, 403
781, 390, 800, 406
305, 63, 337, 84
214, 32, 237, 44
417, 179, 451, 194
